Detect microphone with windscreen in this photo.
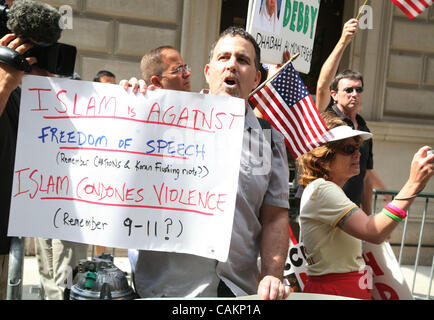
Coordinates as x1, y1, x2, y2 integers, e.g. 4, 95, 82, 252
0, 0, 76, 76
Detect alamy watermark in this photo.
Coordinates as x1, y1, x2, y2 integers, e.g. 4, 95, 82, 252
58, 5, 73, 30
358, 5, 373, 30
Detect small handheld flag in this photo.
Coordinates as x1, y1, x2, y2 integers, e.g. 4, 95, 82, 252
249, 62, 330, 159
390, 0, 433, 19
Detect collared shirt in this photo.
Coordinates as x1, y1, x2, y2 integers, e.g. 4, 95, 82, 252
328, 105, 374, 206
258, 5, 280, 34
133, 105, 289, 297
300, 178, 364, 275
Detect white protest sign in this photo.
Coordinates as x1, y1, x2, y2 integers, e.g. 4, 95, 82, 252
247, 0, 320, 73
362, 242, 414, 300
283, 230, 308, 292
283, 230, 413, 299
8, 75, 246, 262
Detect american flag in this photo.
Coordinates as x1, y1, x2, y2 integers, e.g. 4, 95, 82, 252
390, 0, 433, 19
249, 63, 330, 159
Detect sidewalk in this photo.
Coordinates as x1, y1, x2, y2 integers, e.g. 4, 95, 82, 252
400, 265, 434, 300
20, 255, 433, 300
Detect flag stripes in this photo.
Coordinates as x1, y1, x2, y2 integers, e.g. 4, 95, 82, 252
391, 0, 433, 19
249, 63, 329, 159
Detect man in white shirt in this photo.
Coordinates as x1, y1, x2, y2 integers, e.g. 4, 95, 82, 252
257, 0, 281, 34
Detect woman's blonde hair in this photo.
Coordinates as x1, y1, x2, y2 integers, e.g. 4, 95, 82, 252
297, 112, 362, 187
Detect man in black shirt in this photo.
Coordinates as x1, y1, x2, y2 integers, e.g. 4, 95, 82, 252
322, 93, 373, 207
0, 86, 20, 300
0, 30, 34, 300
0, 25, 41, 298
315, 18, 389, 215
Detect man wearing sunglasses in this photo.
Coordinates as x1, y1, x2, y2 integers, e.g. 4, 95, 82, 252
314, 18, 388, 215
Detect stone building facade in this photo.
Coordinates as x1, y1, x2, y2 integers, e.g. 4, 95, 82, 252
39, 0, 433, 264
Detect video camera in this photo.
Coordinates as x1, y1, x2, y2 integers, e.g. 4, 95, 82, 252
0, 0, 76, 76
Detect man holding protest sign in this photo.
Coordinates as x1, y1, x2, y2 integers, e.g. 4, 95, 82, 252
121, 45, 191, 94
205, 27, 290, 299
128, 27, 290, 300
120, 45, 192, 285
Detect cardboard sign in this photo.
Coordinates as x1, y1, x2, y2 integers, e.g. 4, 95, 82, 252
247, 0, 320, 73
8, 75, 246, 262
283, 228, 307, 292
284, 228, 413, 299
362, 242, 414, 300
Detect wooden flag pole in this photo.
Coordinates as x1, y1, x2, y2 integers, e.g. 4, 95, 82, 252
249, 53, 300, 98
355, 0, 369, 20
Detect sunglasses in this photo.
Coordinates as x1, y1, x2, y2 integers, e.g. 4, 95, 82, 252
336, 144, 360, 155
341, 87, 363, 94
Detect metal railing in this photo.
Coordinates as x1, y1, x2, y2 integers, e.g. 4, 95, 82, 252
373, 189, 434, 300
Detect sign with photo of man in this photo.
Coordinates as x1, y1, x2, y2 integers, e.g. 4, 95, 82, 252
247, 0, 320, 74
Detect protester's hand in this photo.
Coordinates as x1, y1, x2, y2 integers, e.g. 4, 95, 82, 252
119, 77, 153, 95
0, 34, 36, 91
407, 146, 434, 192
257, 275, 290, 300
277, 50, 290, 68
340, 18, 359, 46
267, 50, 291, 80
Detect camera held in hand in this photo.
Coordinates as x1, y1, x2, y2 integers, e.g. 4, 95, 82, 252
0, 0, 76, 76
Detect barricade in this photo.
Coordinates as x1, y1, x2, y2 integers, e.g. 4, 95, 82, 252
373, 189, 434, 300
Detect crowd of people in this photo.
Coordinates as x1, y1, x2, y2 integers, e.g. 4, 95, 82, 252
0, 0, 433, 301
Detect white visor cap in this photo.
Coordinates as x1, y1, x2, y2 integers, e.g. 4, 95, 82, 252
327, 125, 372, 142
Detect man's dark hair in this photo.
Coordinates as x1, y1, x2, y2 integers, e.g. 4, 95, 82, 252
330, 69, 364, 91
209, 26, 261, 71
93, 70, 116, 82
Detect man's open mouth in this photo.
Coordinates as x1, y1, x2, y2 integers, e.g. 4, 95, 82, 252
224, 77, 238, 87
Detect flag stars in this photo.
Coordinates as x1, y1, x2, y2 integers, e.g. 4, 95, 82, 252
272, 64, 309, 105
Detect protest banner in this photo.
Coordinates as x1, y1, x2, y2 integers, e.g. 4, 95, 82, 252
283, 225, 413, 299
7, 75, 246, 262
362, 241, 414, 300
247, 0, 320, 73
283, 226, 307, 292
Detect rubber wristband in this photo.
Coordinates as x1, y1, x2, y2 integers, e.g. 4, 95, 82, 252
382, 208, 403, 222
384, 206, 406, 220
385, 203, 407, 219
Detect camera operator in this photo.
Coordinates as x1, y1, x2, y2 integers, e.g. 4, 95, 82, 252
0, 0, 86, 300
0, 33, 42, 303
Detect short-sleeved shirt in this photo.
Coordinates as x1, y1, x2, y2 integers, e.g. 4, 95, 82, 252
299, 178, 365, 276
326, 105, 373, 206
133, 105, 289, 297
0, 88, 20, 254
